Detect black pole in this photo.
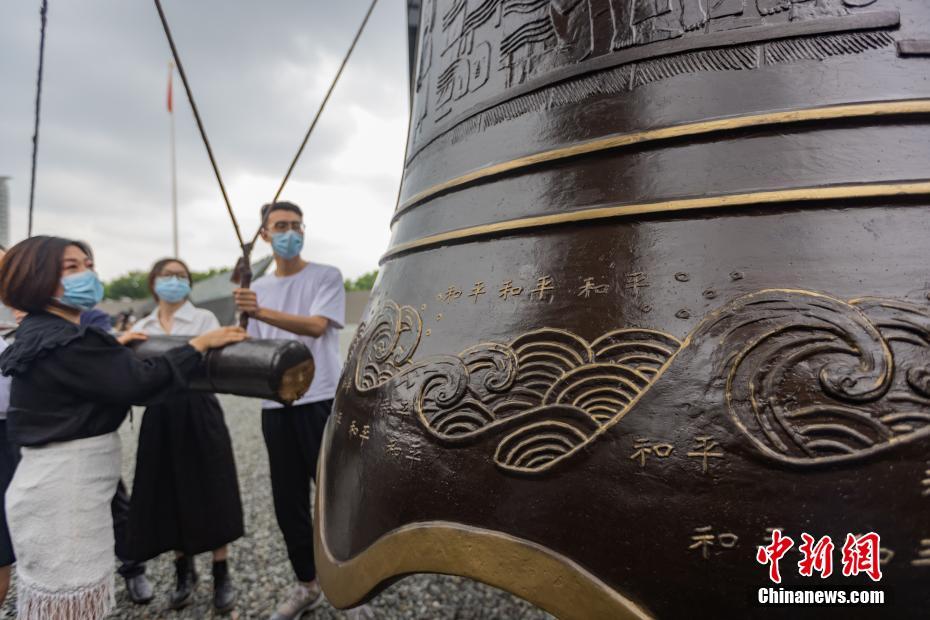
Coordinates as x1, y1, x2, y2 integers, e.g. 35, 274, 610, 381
27, 0, 49, 238
152, 0, 246, 249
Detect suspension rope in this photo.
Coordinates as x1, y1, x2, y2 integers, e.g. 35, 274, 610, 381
152, 0, 379, 325
263, 0, 379, 227
242, 0, 380, 306
152, 0, 246, 250
27, 0, 49, 238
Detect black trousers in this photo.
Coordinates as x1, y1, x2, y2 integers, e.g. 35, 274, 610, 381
112, 479, 145, 578
0, 420, 19, 567
261, 400, 331, 583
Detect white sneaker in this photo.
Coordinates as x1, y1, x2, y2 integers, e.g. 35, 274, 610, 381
269, 583, 325, 620
346, 603, 376, 619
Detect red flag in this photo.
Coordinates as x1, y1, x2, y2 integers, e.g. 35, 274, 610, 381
167, 63, 173, 113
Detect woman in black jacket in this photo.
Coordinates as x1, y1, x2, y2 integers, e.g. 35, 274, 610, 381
0, 237, 246, 620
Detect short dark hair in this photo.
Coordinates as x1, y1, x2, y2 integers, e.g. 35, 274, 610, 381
260, 201, 303, 228
71, 240, 94, 262
0, 236, 79, 313
147, 257, 193, 301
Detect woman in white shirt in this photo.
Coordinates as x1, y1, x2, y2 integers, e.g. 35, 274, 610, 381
125, 258, 242, 613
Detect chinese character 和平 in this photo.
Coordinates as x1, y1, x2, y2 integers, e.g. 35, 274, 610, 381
577, 277, 609, 299
530, 276, 555, 301
468, 281, 486, 303
498, 280, 523, 300
690, 526, 738, 560
629, 438, 673, 468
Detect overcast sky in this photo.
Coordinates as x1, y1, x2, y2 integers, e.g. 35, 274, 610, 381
0, 0, 409, 281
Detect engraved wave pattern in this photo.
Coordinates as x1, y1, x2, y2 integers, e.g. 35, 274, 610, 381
353, 301, 681, 474
350, 291, 930, 473
697, 291, 930, 466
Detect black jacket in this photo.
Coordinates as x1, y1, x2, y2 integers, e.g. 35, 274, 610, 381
0, 313, 201, 447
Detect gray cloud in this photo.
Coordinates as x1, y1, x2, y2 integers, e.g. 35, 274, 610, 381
0, 0, 410, 279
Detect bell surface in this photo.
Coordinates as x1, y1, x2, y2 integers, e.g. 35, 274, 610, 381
318, 1, 930, 617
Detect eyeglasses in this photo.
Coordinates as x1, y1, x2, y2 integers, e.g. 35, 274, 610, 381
267, 222, 305, 233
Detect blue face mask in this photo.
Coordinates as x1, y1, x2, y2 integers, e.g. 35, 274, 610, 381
154, 276, 191, 303
60, 270, 104, 311
271, 230, 304, 260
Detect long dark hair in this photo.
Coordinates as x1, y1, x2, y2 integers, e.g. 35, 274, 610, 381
0, 236, 79, 313
147, 257, 193, 302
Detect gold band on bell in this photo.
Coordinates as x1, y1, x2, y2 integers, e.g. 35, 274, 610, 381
314, 453, 653, 620
382, 180, 930, 261
394, 99, 930, 219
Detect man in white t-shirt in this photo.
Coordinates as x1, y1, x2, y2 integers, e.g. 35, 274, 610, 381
233, 201, 345, 619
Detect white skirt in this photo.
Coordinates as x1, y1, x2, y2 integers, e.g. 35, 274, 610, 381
6, 432, 121, 620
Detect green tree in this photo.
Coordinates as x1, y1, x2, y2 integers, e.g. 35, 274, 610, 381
104, 271, 149, 300
191, 268, 224, 283
345, 270, 378, 291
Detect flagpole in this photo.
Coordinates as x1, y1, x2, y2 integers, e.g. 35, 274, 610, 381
168, 60, 179, 257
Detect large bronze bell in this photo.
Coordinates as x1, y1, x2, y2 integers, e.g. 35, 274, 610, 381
317, 1, 930, 617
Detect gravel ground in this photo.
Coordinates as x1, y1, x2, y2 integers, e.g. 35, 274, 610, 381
0, 395, 550, 619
